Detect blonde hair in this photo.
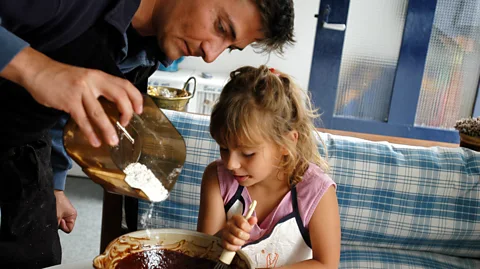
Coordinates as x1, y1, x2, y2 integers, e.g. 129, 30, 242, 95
210, 65, 328, 186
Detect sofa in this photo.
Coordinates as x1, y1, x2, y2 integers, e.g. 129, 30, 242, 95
137, 109, 480, 268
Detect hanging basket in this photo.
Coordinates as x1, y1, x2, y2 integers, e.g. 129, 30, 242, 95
459, 133, 480, 151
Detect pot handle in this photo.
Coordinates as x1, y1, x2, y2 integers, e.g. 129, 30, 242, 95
182, 76, 197, 98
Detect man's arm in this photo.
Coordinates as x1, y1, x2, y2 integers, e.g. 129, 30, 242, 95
0, 29, 144, 148
51, 115, 78, 234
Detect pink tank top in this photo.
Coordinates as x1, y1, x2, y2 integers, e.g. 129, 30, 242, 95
217, 159, 336, 243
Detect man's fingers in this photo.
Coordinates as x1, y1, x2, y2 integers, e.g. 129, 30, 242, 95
66, 219, 75, 233
111, 75, 144, 115
70, 104, 101, 147
59, 219, 74, 234
99, 75, 143, 127
83, 92, 119, 146
101, 85, 134, 127
59, 219, 68, 233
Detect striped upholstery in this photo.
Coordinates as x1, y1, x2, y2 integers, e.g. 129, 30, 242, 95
138, 110, 480, 268
340, 245, 480, 268
317, 133, 480, 259
138, 110, 217, 229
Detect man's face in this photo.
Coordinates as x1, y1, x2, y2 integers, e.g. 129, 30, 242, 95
154, 0, 264, 63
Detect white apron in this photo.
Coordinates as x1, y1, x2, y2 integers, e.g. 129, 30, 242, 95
225, 186, 312, 268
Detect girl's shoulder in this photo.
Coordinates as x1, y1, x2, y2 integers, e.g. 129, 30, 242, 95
203, 159, 230, 180
296, 163, 336, 224
200, 161, 219, 191
298, 163, 336, 190
213, 159, 240, 200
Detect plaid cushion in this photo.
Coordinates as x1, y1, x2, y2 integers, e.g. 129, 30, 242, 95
316, 133, 480, 258
340, 245, 480, 269
138, 110, 480, 265
138, 110, 218, 230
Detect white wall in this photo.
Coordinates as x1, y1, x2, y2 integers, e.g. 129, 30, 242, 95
178, 0, 321, 91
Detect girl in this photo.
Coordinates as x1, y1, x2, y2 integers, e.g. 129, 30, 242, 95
197, 65, 340, 269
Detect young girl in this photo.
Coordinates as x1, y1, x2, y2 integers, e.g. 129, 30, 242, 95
197, 65, 340, 269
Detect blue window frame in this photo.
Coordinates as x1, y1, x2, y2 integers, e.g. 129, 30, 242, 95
475, 85, 480, 117
309, 0, 479, 143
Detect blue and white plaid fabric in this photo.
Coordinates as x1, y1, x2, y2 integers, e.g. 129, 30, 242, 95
138, 110, 480, 268
138, 110, 218, 230
317, 133, 480, 258
341, 245, 480, 268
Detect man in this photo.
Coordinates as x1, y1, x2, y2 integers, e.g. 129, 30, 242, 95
0, 0, 294, 268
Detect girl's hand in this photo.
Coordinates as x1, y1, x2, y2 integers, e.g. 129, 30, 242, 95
221, 214, 258, 251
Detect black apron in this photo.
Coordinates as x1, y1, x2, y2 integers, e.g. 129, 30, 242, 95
0, 21, 156, 268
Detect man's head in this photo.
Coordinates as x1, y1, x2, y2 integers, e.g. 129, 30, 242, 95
152, 0, 295, 63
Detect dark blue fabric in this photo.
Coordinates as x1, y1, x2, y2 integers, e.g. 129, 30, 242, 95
0, 0, 137, 52
0, 0, 172, 73
0, 26, 28, 72
50, 114, 71, 191
0, 0, 168, 190
0, 18, 164, 265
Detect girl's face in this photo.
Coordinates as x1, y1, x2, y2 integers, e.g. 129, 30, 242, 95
220, 139, 286, 187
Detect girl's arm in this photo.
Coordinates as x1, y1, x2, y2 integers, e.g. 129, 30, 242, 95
197, 162, 227, 236
277, 185, 341, 269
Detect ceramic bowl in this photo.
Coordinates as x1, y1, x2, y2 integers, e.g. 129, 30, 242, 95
93, 228, 254, 269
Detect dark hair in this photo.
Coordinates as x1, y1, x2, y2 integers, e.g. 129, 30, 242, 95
252, 0, 296, 55
210, 65, 328, 186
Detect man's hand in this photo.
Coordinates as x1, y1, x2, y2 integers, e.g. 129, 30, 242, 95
0, 47, 143, 147
54, 190, 78, 234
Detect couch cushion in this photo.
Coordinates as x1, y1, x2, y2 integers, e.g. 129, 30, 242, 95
138, 110, 480, 258
317, 133, 480, 258
340, 244, 480, 269
138, 110, 218, 230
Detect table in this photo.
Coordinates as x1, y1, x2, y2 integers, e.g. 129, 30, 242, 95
44, 260, 93, 269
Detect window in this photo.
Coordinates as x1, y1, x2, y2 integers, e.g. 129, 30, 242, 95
309, 0, 480, 143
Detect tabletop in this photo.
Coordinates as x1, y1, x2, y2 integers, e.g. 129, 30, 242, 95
44, 260, 94, 269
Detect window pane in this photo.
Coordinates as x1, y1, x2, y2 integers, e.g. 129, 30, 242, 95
334, 0, 408, 121
415, 0, 480, 129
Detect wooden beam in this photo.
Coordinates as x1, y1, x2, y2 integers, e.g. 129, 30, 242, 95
318, 128, 458, 148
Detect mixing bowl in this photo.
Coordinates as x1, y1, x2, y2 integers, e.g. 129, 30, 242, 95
93, 228, 254, 269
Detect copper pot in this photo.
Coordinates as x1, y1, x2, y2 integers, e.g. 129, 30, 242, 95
147, 77, 197, 111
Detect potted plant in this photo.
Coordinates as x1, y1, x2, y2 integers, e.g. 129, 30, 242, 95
455, 116, 480, 151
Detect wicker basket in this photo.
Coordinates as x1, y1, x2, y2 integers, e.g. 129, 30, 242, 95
147, 76, 196, 111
